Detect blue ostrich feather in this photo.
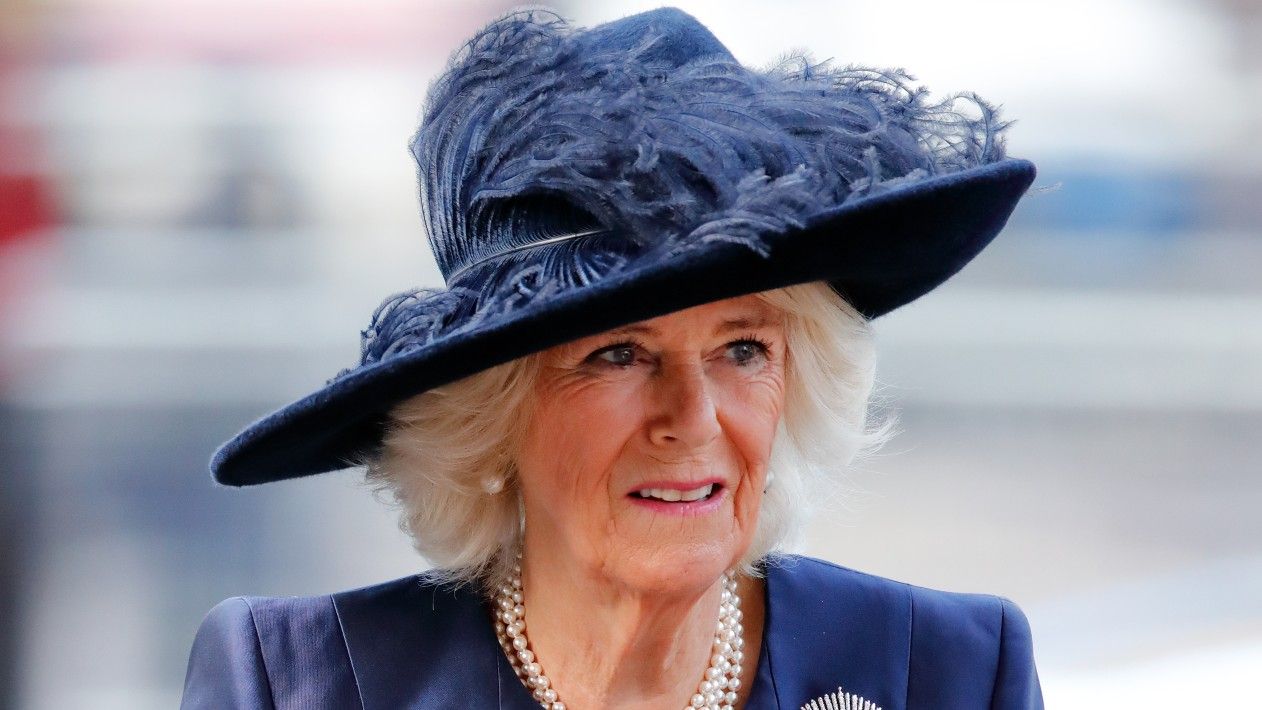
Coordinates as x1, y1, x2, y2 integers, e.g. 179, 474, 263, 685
331, 6, 1014, 383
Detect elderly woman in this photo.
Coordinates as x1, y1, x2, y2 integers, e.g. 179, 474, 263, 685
181, 7, 1043, 710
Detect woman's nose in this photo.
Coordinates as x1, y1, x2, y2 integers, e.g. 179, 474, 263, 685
646, 360, 722, 450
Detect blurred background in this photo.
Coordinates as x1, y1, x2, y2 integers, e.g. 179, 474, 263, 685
1, 0, 1259, 707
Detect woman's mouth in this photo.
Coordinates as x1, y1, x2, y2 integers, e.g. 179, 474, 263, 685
632, 483, 717, 502
627, 481, 725, 515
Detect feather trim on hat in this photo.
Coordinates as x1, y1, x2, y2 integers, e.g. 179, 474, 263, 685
332, 7, 1013, 383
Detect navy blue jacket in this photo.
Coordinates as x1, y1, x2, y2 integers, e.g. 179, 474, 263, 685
180, 554, 1043, 709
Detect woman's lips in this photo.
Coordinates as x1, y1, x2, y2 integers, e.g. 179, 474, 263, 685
626, 480, 726, 515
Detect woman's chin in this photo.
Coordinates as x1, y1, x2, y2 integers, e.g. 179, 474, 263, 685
608, 541, 743, 597
594, 497, 753, 594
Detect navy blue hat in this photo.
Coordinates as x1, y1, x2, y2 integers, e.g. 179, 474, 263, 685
211, 5, 1037, 487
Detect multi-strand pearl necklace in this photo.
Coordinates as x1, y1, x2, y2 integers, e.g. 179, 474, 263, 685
492, 552, 747, 710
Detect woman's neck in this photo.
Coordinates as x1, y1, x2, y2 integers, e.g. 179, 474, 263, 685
504, 548, 765, 710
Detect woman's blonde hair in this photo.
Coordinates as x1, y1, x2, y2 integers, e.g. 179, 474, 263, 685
357, 280, 899, 593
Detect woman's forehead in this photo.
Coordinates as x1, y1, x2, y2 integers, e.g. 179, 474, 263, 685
626, 294, 782, 330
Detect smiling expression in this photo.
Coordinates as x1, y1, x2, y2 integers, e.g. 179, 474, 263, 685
514, 294, 788, 593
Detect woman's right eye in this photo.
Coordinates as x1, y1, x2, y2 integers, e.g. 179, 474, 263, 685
590, 341, 641, 367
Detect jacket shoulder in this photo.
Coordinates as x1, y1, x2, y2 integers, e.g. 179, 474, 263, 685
896, 569, 1042, 709
772, 554, 1021, 640
769, 553, 1002, 613
237, 588, 361, 699
182, 578, 405, 710
770, 555, 1042, 709
181, 597, 275, 709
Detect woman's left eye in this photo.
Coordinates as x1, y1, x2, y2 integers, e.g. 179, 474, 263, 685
727, 338, 770, 366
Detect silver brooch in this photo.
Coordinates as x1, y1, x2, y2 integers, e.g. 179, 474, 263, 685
801, 686, 883, 710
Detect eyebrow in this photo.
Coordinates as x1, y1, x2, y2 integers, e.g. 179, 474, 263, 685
607, 314, 779, 337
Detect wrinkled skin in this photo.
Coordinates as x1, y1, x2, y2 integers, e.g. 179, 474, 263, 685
513, 293, 786, 709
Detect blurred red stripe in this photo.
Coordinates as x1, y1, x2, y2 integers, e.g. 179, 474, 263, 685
0, 174, 54, 244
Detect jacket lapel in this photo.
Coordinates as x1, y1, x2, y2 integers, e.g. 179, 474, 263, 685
332, 574, 531, 709
761, 556, 910, 710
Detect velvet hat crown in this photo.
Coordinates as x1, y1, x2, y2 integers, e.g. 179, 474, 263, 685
210, 5, 1038, 486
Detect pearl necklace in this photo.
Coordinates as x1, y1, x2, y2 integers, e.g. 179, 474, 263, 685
492, 552, 746, 710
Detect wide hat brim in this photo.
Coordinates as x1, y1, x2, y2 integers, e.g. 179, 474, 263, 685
211, 156, 1036, 486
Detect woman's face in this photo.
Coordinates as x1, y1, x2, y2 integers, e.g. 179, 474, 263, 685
515, 294, 788, 595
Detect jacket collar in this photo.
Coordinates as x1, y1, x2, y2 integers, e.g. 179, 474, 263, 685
332, 555, 909, 709
333, 574, 513, 709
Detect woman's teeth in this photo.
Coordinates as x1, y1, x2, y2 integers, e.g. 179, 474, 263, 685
635, 484, 715, 502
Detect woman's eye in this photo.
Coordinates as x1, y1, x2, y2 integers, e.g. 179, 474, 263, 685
727, 339, 769, 366
594, 343, 639, 367
589, 338, 769, 368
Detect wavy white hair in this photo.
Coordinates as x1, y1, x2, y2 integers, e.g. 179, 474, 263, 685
357, 280, 899, 593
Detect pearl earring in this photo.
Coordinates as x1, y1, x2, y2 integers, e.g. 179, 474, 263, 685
763, 470, 775, 492
481, 474, 506, 495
